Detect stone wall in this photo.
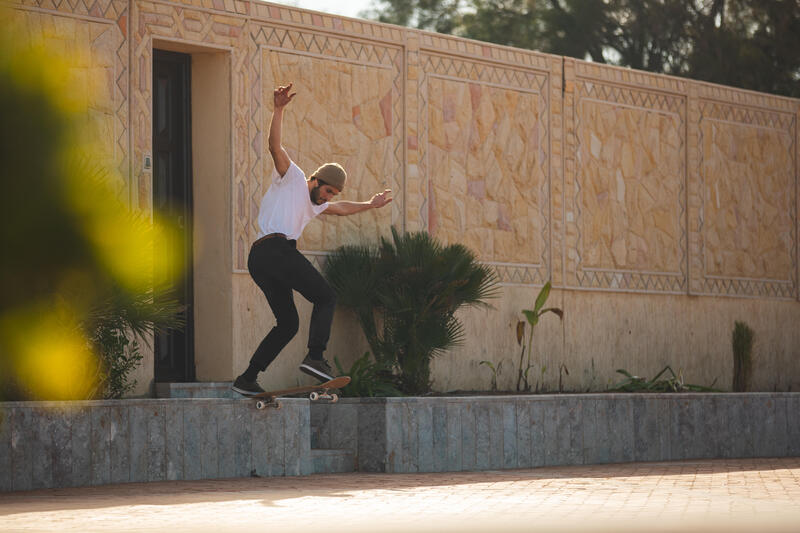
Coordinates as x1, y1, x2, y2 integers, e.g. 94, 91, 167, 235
0, 398, 311, 491
5, 0, 799, 393
312, 393, 800, 473
3, 393, 797, 490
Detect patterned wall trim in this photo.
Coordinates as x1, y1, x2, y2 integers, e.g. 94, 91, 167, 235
127, 0, 407, 45
417, 30, 554, 72
697, 81, 798, 114
168, 0, 251, 16
251, 0, 405, 44
564, 74, 688, 294
574, 59, 688, 95
11, 0, 127, 21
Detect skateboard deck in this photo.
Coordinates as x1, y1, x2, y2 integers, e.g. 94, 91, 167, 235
252, 376, 351, 410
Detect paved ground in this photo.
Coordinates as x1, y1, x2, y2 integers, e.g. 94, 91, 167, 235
1, 458, 799, 532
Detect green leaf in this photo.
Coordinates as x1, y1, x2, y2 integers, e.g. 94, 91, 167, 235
533, 281, 552, 314
522, 309, 538, 326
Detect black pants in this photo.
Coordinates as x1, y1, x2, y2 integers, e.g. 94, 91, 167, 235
247, 237, 336, 372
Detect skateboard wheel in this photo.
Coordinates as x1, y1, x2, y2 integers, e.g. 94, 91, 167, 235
255, 401, 266, 410
309, 392, 320, 401
331, 393, 339, 403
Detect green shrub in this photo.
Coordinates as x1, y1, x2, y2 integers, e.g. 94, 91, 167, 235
611, 366, 718, 392
325, 227, 498, 395
91, 324, 143, 399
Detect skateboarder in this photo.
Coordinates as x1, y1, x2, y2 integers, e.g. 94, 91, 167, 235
232, 83, 392, 396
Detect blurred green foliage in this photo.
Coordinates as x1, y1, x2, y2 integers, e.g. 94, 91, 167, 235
0, 11, 183, 400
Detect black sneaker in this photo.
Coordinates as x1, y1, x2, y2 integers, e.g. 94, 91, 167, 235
231, 375, 265, 396
299, 355, 334, 382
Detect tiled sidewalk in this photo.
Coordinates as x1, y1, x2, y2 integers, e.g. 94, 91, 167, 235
1, 458, 799, 532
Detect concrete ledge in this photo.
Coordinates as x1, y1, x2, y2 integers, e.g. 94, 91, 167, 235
311, 393, 800, 473
3, 393, 798, 491
0, 398, 311, 492
154, 382, 235, 399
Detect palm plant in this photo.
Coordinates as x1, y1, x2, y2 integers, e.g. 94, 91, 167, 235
84, 279, 184, 399
324, 227, 498, 395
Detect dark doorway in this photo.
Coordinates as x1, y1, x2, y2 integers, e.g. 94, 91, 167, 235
152, 49, 195, 382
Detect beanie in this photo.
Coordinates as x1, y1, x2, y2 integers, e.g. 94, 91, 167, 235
311, 163, 347, 191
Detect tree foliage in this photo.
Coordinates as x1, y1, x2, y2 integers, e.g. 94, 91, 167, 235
362, 0, 800, 97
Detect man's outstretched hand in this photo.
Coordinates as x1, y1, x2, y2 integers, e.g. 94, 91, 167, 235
370, 189, 393, 209
274, 83, 296, 109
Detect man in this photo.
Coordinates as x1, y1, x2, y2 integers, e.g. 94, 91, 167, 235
232, 83, 392, 396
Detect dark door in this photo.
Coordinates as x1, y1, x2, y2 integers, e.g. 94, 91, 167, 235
152, 49, 195, 382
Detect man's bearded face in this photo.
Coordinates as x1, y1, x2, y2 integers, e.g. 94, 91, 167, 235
310, 180, 339, 205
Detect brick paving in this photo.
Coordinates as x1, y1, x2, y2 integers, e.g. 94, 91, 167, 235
1, 458, 799, 532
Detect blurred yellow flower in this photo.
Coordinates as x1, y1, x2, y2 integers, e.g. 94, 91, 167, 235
1, 303, 99, 401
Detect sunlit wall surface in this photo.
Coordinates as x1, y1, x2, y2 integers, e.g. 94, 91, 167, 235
1, 0, 798, 395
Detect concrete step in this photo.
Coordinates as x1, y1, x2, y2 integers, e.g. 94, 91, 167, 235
312, 449, 355, 474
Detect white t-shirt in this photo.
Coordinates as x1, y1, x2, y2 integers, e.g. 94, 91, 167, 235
256, 161, 329, 240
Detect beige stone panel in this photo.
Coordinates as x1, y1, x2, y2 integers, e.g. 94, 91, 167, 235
261, 49, 394, 251
427, 77, 543, 265
13, 11, 119, 171
702, 120, 794, 280
579, 100, 682, 273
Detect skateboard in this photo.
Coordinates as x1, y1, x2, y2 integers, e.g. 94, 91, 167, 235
252, 376, 351, 410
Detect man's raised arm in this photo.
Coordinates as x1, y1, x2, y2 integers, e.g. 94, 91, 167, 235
269, 83, 295, 177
